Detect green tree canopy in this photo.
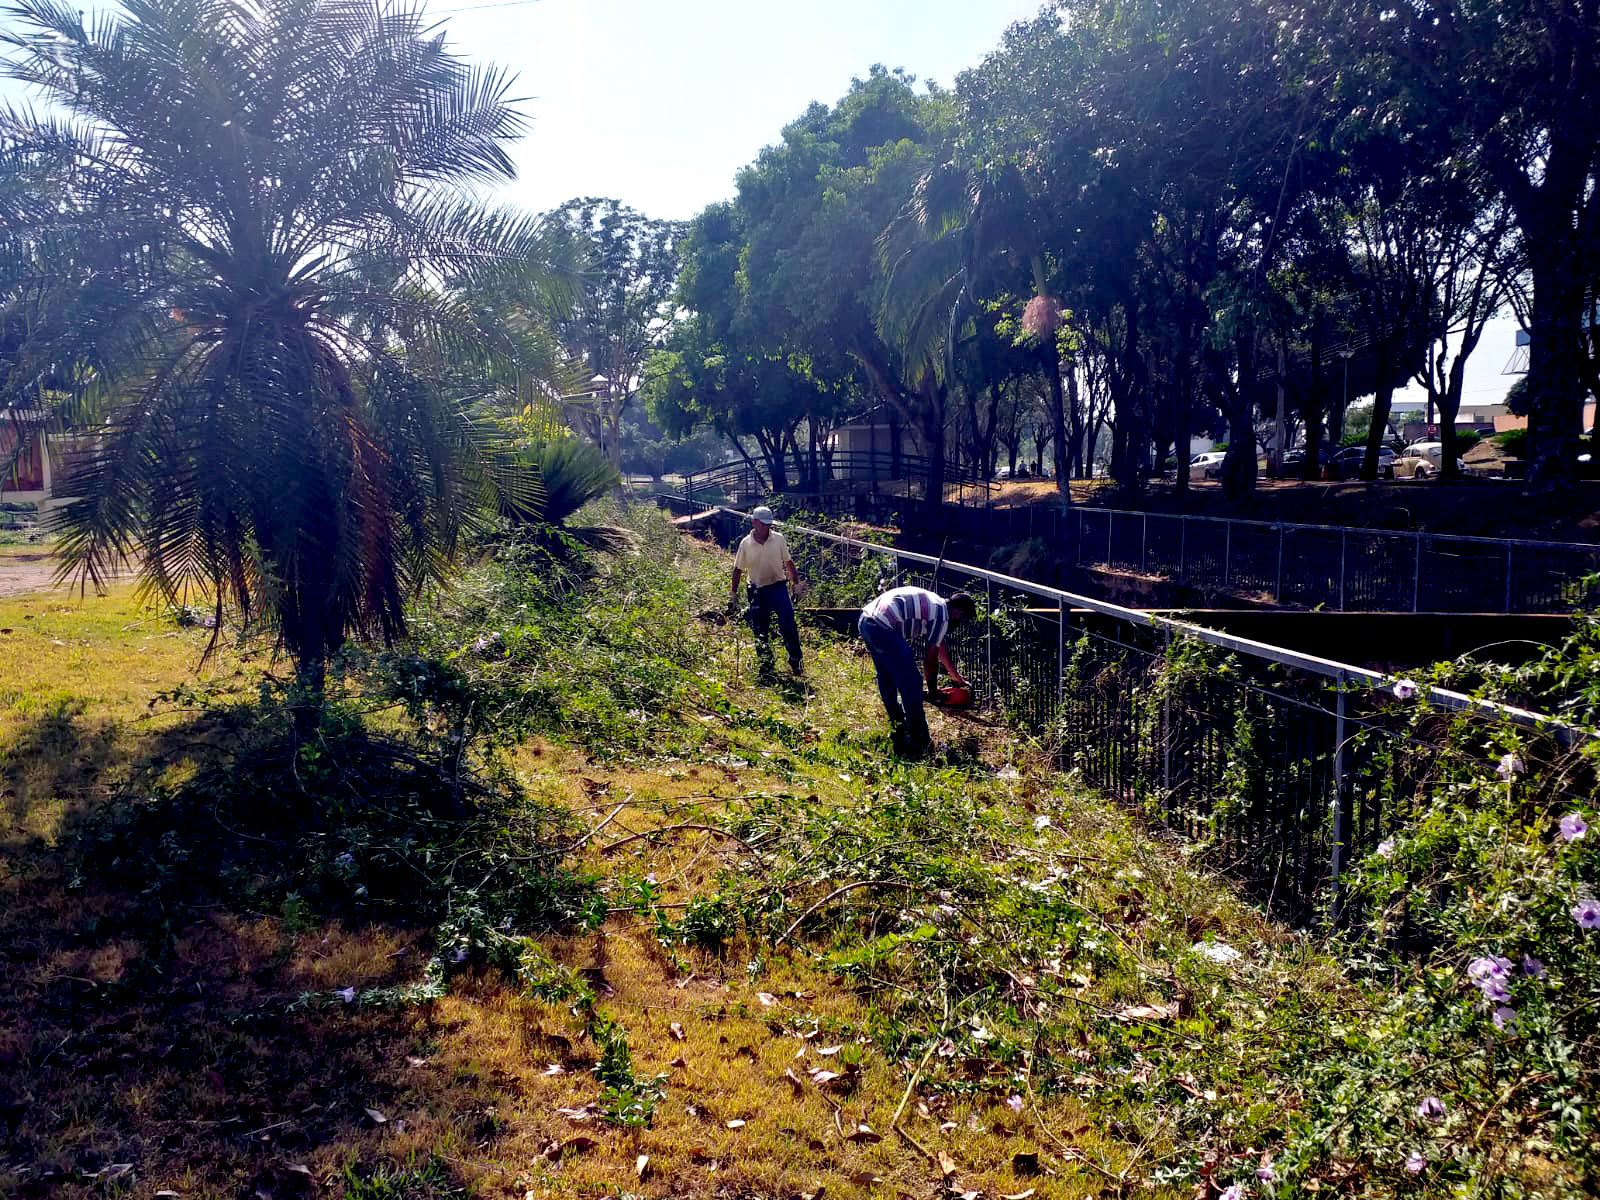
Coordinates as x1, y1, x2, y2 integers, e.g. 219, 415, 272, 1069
0, 0, 576, 700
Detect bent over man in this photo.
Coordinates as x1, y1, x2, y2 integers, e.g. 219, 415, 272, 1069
730, 506, 803, 680
857, 586, 974, 757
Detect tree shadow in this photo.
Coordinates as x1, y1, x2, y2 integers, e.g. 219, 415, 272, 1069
0, 704, 558, 1196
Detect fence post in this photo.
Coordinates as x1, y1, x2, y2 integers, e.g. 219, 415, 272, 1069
1076, 507, 1084, 567
985, 579, 993, 705
1275, 525, 1285, 602
1106, 511, 1114, 568
1504, 543, 1514, 613
1057, 598, 1065, 713
1339, 528, 1348, 610
1162, 625, 1172, 800
1330, 676, 1348, 924
1224, 521, 1232, 588
1413, 533, 1423, 613
1141, 512, 1148, 575
1179, 515, 1187, 579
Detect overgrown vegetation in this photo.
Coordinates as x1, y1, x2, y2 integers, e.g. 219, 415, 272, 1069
2, 504, 1597, 1198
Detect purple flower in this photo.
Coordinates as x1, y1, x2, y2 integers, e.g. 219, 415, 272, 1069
1218, 1185, 1244, 1200
1392, 679, 1418, 700
1416, 1096, 1446, 1123
1572, 898, 1600, 930
1480, 976, 1511, 1003
1522, 954, 1545, 978
1405, 1152, 1427, 1174
1467, 955, 1511, 984
1560, 813, 1588, 842
1376, 838, 1396, 860
1255, 1165, 1277, 1183
1005, 1094, 1024, 1114
1492, 1005, 1518, 1031
1496, 753, 1524, 780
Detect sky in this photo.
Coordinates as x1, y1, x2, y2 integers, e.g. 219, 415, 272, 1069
0, 0, 1524, 408
431, 0, 1045, 221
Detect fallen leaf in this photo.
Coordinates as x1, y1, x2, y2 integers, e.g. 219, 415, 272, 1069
940, 1121, 957, 1131
783, 1067, 805, 1095
757, 992, 778, 1007
542, 1063, 566, 1076
809, 1069, 840, 1086
1000, 1191, 1036, 1200
850, 1172, 884, 1185
364, 1107, 388, 1124
566, 1135, 598, 1153
555, 1103, 599, 1121
817, 1045, 842, 1056
636, 1153, 649, 1179
845, 1122, 881, 1143
792, 990, 815, 999
670, 1021, 686, 1041
1115, 1001, 1180, 1022
726, 1118, 746, 1129
404, 1056, 428, 1068
669, 1055, 688, 1068
959, 1191, 983, 1200
1012, 1152, 1040, 1175
938, 1151, 958, 1178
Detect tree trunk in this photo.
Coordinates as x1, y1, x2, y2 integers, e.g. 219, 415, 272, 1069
1523, 245, 1586, 491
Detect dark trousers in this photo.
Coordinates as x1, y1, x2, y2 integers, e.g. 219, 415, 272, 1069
857, 614, 927, 748
747, 581, 802, 673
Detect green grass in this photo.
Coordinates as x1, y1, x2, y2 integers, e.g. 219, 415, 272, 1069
3, 503, 1554, 1199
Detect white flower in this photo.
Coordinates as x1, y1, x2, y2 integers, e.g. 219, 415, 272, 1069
1392, 679, 1418, 700
1496, 753, 1524, 780
1005, 1094, 1024, 1114
1376, 838, 1396, 860
1559, 812, 1587, 841
337, 986, 357, 1004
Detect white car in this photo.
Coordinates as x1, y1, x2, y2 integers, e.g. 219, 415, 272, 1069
1188, 451, 1227, 480
1393, 441, 1465, 479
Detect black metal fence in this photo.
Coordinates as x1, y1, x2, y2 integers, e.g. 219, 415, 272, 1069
677, 450, 992, 510
704, 509, 1585, 930
1076, 509, 1600, 613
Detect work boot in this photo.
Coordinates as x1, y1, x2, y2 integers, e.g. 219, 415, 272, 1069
789, 656, 804, 677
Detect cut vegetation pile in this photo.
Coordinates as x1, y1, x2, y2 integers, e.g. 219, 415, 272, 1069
0, 504, 1595, 1199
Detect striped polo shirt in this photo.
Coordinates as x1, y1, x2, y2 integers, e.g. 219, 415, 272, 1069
862, 586, 950, 647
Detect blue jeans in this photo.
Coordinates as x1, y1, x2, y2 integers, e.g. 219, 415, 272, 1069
748, 581, 802, 673
858, 614, 927, 746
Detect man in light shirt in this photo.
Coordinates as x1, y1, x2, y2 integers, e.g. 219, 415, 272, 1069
857, 586, 974, 757
729, 506, 803, 680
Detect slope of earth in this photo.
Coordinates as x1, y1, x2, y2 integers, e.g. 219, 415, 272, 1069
0, 512, 1421, 1199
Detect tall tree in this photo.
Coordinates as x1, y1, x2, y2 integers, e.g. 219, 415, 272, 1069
0, 0, 574, 709
1384, 0, 1600, 489
547, 197, 683, 467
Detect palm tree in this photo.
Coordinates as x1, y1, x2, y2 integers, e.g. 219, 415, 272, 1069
0, 0, 575, 710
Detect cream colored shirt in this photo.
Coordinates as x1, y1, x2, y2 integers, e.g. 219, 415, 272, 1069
733, 530, 792, 588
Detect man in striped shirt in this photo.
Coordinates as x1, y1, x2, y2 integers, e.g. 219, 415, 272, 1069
857, 586, 975, 757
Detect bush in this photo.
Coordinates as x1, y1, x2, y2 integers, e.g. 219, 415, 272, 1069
1494, 428, 1528, 458
1278, 620, 1600, 1197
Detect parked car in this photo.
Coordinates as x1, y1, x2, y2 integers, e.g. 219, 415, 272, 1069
1188, 451, 1228, 480
1327, 445, 1395, 479
1392, 441, 1466, 479
1279, 445, 1334, 474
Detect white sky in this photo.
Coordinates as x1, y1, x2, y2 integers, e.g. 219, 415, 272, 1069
0, 0, 1523, 405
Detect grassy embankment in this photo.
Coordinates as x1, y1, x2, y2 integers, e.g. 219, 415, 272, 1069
1, 511, 1368, 1200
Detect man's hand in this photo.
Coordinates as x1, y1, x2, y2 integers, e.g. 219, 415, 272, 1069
792, 578, 808, 600
726, 596, 740, 616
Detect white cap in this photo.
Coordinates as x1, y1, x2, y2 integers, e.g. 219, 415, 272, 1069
751, 506, 774, 523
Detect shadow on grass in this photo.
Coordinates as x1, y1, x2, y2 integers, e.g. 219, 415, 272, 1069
0, 703, 564, 1197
